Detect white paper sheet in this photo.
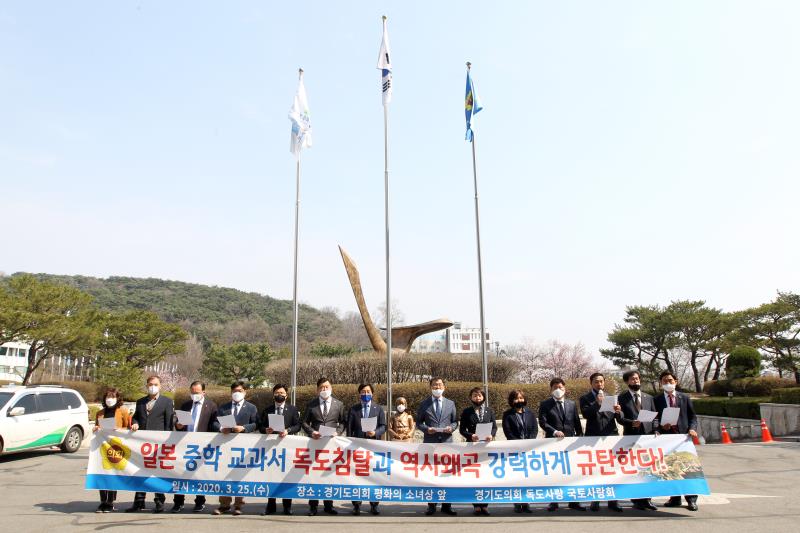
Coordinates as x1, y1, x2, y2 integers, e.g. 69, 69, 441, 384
217, 414, 237, 429
660, 407, 680, 426
599, 394, 618, 413
175, 410, 194, 426
636, 410, 658, 423
268, 414, 286, 432
99, 417, 117, 430
318, 425, 337, 437
360, 417, 378, 433
476, 422, 493, 440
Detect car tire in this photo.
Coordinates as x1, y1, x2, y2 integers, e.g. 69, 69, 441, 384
60, 426, 83, 453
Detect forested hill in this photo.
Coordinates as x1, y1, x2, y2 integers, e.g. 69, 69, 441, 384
7, 273, 344, 345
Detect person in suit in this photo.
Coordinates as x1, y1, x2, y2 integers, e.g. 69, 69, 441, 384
302, 377, 347, 516
171, 380, 218, 513
260, 383, 302, 516
126, 376, 174, 513
92, 387, 131, 513
538, 377, 586, 512
502, 389, 537, 514
459, 386, 497, 516
211, 381, 259, 516
579, 372, 623, 513
388, 396, 415, 441
617, 369, 659, 511
654, 370, 700, 512
347, 383, 387, 515
416, 377, 459, 516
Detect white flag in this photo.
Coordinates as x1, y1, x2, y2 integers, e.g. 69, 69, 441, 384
289, 71, 312, 158
377, 18, 392, 105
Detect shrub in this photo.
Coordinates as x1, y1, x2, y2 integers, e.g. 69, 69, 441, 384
771, 387, 800, 404
692, 397, 768, 419
173, 379, 594, 421
725, 346, 761, 379
702, 377, 795, 397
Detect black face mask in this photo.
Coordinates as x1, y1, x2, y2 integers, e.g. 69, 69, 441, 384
274, 395, 286, 403
513, 401, 526, 409
629, 384, 641, 392
472, 400, 484, 407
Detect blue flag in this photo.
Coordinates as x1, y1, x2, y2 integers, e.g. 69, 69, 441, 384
465, 68, 483, 141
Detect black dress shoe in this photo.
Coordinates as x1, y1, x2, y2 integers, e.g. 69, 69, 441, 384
425, 506, 436, 516
608, 503, 624, 513
170, 504, 184, 513
442, 508, 458, 516
590, 502, 600, 512
192, 504, 206, 513
480, 507, 490, 516
370, 504, 380, 516
125, 505, 144, 513
663, 497, 682, 508
514, 504, 523, 513
308, 507, 318, 516
323, 507, 338, 515
547, 503, 558, 512
283, 508, 293, 515
568, 502, 586, 511
687, 502, 698, 512
153, 503, 164, 514
352, 505, 361, 516
645, 502, 659, 511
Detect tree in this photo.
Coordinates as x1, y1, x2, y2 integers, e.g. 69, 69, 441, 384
725, 346, 761, 379
0, 275, 97, 384
91, 310, 187, 397
740, 292, 800, 382
309, 342, 355, 358
375, 300, 406, 329
201, 342, 275, 385
506, 339, 604, 382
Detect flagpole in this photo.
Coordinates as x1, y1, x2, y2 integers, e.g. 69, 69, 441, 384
290, 68, 303, 406
467, 62, 489, 399
382, 15, 393, 433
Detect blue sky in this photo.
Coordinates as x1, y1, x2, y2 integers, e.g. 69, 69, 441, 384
1, 1, 798, 355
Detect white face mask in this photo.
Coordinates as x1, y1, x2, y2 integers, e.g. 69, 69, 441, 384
319, 389, 332, 400
147, 385, 159, 396
431, 388, 444, 398
105, 398, 117, 408
190, 393, 203, 403
662, 383, 676, 393
551, 388, 565, 400
231, 391, 245, 403
396, 404, 406, 413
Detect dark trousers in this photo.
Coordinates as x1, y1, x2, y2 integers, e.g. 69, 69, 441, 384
352, 500, 378, 508
427, 503, 453, 512
99, 490, 117, 504
173, 494, 205, 506
134, 492, 165, 506
267, 498, 292, 512
669, 495, 698, 504
309, 499, 334, 510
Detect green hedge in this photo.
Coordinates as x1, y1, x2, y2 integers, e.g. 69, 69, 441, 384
702, 377, 796, 397
771, 387, 800, 404
692, 396, 769, 420
173, 379, 596, 419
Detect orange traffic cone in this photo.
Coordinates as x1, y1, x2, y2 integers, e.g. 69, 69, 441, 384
760, 419, 774, 443
720, 424, 733, 444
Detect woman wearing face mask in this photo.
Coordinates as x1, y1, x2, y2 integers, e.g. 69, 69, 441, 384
459, 387, 497, 516
93, 387, 131, 512
502, 389, 538, 513
388, 397, 415, 441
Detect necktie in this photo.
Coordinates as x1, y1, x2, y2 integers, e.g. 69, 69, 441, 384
557, 401, 566, 421
669, 394, 675, 407
363, 404, 369, 419
277, 406, 283, 416
190, 401, 200, 432
322, 400, 328, 418
635, 393, 641, 411
234, 402, 240, 418
434, 398, 441, 419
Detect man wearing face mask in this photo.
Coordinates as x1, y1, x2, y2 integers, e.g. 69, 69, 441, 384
126, 376, 174, 513
579, 372, 623, 513
172, 381, 218, 513
654, 370, 699, 512
617, 369, 659, 511
302, 377, 347, 516
538, 377, 585, 512
259, 383, 301, 516
347, 383, 386, 515
416, 377, 458, 516
211, 381, 258, 516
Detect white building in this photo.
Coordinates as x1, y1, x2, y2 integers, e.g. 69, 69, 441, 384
410, 322, 494, 354
0, 342, 30, 383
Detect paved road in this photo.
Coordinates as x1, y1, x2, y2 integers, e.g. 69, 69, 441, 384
1, 440, 797, 532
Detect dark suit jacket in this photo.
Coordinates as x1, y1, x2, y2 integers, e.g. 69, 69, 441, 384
579, 390, 619, 437
212, 400, 259, 433
617, 390, 657, 435
346, 403, 387, 439
502, 407, 538, 440
459, 405, 497, 441
416, 396, 459, 443
302, 397, 347, 436
176, 399, 218, 433
538, 397, 583, 438
133, 395, 174, 431
654, 391, 697, 434
260, 403, 302, 435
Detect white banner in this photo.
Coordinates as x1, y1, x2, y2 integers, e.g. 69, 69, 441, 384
86, 431, 709, 503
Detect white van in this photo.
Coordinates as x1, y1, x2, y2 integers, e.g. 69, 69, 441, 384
0, 385, 91, 454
